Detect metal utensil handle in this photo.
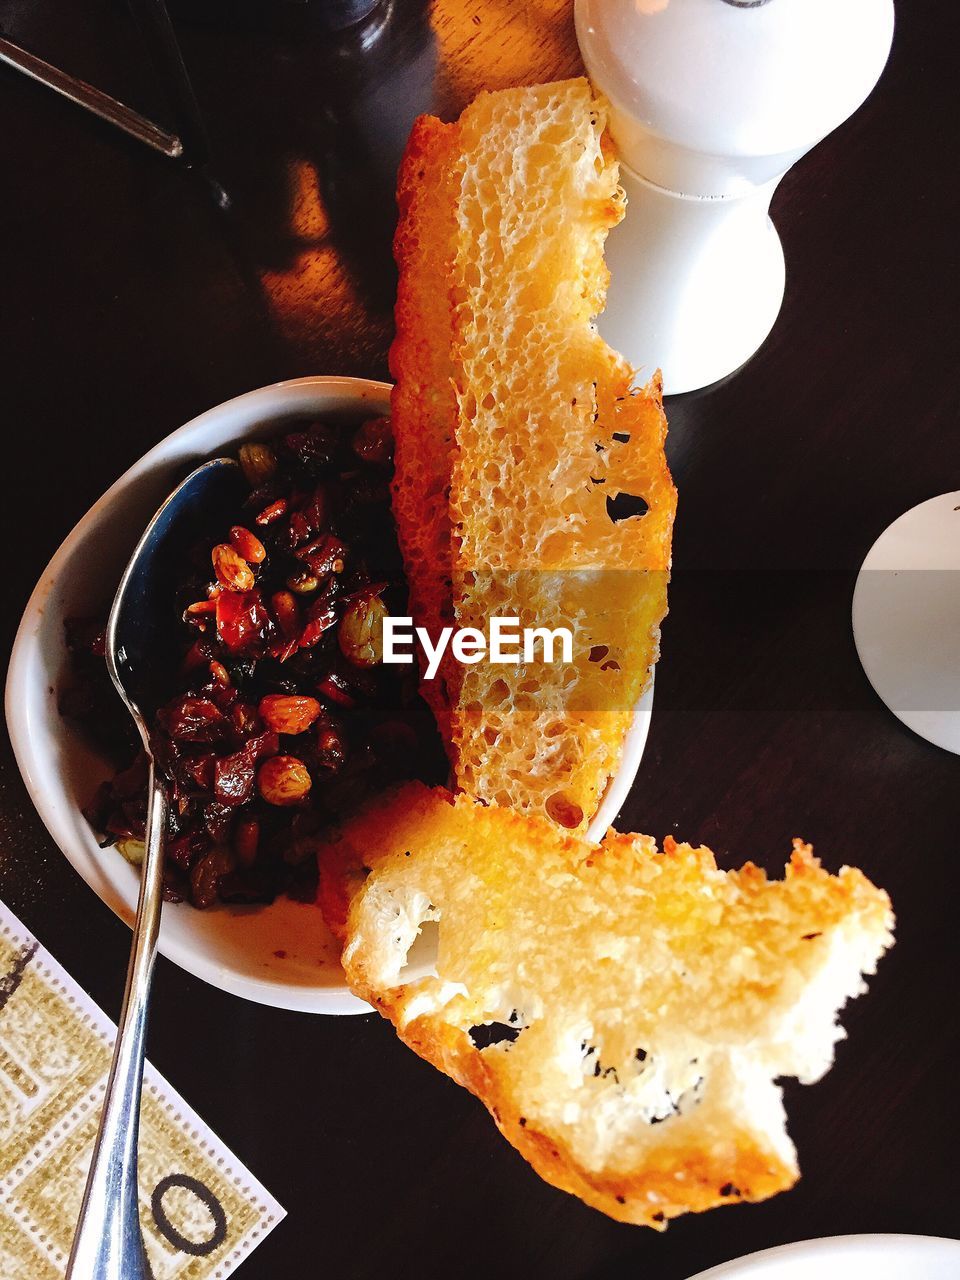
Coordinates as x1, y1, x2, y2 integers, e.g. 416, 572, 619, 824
0, 36, 183, 158
66, 765, 168, 1280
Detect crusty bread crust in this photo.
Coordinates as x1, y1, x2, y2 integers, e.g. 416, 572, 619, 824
389, 115, 462, 733
320, 783, 895, 1228
389, 80, 677, 827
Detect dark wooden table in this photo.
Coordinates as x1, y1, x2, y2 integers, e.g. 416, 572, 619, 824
1, 2, 958, 1276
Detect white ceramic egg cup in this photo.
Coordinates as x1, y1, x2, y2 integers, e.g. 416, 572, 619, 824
576, 0, 895, 394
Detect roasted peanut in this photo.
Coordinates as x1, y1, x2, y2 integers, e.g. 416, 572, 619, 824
212, 543, 255, 592
229, 525, 266, 563
239, 441, 277, 486
257, 755, 312, 806
338, 594, 387, 666
259, 694, 322, 735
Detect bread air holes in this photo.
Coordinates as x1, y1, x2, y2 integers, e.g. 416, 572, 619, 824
470, 1009, 526, 1051
488, 678, 509, 707
469, 1022, 521, 1050
580, 1043, 705, 1124
396, 918, 440, 982
605, 491, 649, 523
647, 1077, 705, 1125
581, 1043, 620, 1083
546, 791, 584, 829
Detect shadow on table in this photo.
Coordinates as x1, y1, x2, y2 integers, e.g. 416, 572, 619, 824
170, 0, 438, 370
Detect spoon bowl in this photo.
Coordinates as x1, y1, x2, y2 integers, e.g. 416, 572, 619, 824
106, 458, 245, 720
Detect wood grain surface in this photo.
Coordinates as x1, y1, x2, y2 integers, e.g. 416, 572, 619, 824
1, 1, 958, 1276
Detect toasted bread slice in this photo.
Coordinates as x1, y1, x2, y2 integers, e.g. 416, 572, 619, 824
389, 80, 677, 829
320, 783, 894, 1228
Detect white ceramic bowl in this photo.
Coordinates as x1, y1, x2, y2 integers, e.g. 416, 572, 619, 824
5, 376, 652, 1014
686, 1234, 960, 1280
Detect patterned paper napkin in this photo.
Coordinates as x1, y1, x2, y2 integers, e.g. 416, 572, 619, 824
0, 900, 284, 1279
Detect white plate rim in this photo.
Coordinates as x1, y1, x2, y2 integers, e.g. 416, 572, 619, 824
686, 1233, 960, 1279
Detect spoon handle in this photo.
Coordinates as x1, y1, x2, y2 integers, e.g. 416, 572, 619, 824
66, 765, 168, 1280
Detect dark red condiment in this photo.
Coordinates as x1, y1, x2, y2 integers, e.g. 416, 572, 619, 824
62, 415, 445, 909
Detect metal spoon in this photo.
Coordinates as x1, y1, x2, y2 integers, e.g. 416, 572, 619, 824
67, 457, 244, 1280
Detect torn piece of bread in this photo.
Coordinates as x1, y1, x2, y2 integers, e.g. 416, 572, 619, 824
320, 783, 894, 1228
389, 79, 677, 830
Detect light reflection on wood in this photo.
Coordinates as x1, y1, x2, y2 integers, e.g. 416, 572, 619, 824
257, 0, 582, 376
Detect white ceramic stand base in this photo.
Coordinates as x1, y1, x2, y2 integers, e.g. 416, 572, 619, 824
599, 167, 786, 396
852, 491, 960, 755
